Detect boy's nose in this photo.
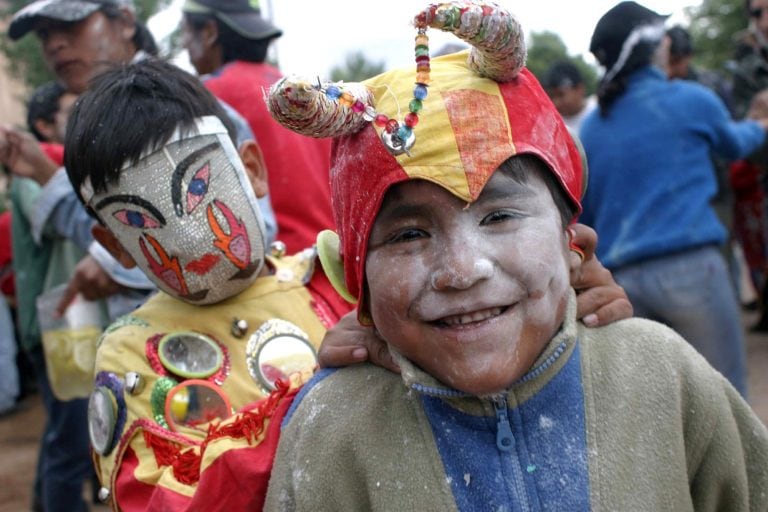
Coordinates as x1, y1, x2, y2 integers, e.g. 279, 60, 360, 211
429, 254, 494, 291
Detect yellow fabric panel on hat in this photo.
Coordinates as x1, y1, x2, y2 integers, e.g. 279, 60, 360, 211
365, 51, 515, 203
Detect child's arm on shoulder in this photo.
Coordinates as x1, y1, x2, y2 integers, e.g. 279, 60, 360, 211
316, 309, 399, 372
570, 223, 633, 328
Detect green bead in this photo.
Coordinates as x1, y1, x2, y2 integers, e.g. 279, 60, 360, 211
409, 98, 423, 113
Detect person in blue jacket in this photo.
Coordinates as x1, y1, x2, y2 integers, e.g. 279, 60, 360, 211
579, 1, 768, 397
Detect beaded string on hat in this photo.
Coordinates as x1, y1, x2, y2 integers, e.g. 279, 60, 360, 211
317, 21, 430, 156
267, 1, 528, 151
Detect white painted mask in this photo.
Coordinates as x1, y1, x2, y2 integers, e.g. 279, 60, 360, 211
82, 116, 266, 304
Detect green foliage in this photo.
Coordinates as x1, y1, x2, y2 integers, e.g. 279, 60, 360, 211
685, 0, 746, 71
330, 51, 385, 82
526, 31, 598, 95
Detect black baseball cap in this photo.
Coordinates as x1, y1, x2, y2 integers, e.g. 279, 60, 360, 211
9, 0, 134, 40
182, 0, 282, 40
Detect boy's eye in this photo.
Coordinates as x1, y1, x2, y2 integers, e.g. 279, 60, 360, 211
186, 163, 211, 214
481, 210, 521, 225
113, 209, 161, 229
386, 228, 428, 244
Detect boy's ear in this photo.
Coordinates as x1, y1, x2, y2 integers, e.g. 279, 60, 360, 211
238, 140, 269, 198
91, 224, 137, 269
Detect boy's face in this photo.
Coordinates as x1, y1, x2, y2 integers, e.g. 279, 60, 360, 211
365, 164, 572, 396
547, 84, 586, 118
88, 125, 266, 304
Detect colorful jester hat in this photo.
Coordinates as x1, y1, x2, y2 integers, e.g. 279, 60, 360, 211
268, 0, 584, 320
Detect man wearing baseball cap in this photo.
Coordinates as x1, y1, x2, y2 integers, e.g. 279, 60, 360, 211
8, 0, 157, 94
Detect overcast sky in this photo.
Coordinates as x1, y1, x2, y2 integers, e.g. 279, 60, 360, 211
150, 0, 699, 77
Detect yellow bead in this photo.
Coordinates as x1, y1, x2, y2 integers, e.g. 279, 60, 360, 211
339, 92, 355, 107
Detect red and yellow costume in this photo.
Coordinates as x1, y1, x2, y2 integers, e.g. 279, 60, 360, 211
90, 252, 335, 511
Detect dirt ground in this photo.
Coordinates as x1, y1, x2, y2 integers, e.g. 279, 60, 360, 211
1, 312, 768, 512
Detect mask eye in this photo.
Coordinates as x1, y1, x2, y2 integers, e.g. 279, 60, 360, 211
186, 163, 210, 214
113, 209, 161, 229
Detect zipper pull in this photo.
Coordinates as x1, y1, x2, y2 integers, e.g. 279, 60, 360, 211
493, 395, 514, 452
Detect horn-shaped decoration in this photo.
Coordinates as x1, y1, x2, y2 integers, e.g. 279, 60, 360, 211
419, 2, 526, 83
266, 0, 526, 155
266, 78, 374, 139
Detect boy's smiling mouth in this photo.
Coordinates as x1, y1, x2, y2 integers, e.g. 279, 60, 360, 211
433, 305, 511, 327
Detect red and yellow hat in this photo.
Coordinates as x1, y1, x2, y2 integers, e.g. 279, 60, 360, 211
268, 1, 583, 320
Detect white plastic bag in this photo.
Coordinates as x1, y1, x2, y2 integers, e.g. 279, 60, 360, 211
36, 284, 102, 400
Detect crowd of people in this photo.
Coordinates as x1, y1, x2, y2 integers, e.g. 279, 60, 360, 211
0, 0, 767, 510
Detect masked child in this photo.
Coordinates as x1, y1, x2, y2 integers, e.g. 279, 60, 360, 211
61, 59, 341, 511
264, 2, 768, 510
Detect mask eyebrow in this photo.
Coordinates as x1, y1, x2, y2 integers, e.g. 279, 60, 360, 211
170, 141, 219, 218
94, 194, 167, 226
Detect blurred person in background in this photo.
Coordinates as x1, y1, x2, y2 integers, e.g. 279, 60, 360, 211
580, 1, 768, 398
543, 60, 597, 134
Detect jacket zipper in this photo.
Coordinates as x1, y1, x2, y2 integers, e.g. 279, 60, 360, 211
493, 394, 532, 512
493, 395, 515, 452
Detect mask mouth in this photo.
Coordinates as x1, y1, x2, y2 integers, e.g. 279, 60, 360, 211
229, 259, 262, 280
184, 253, 221, 275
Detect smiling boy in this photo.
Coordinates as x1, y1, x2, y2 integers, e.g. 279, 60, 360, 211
264, 2, 768, 510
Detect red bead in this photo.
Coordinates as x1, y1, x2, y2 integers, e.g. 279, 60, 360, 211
352, 100, 365, 113
374, 114, 389, 127
404, 112, 419, 127
385, 119, 399, 133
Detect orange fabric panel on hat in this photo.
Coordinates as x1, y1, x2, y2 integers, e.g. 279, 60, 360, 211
445, 87, 514, 199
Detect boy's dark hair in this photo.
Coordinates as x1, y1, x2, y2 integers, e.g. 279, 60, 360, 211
27, 81, 67, 142
667, 25, 693, 59
64, 59, 237, 210
543, 61, 584, 90
184, 12, 273, 63
499, 154, 577, 228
